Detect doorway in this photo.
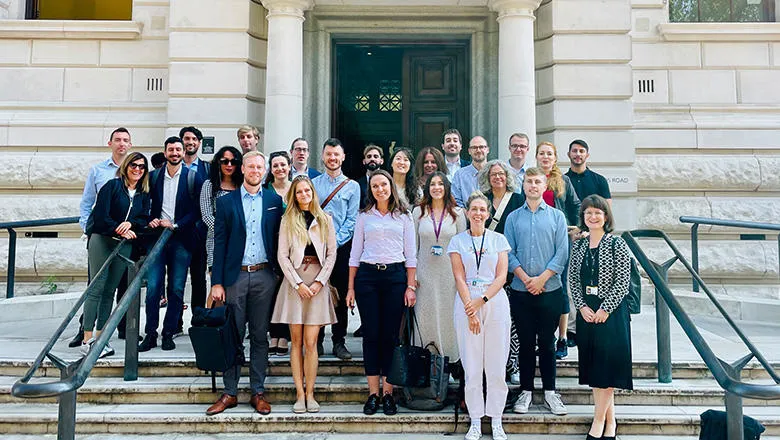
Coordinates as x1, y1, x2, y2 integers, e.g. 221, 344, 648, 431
332, 41, 470, 179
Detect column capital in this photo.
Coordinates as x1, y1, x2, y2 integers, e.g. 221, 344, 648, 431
260, 0, 313, 19
488, 0, 542, 20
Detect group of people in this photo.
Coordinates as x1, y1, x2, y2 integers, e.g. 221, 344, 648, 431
76, 125, 633, 440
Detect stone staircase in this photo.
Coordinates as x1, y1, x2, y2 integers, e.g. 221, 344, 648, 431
1, 357, 779, 437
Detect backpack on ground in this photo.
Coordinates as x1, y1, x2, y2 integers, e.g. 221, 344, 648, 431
400, 342, 450, 411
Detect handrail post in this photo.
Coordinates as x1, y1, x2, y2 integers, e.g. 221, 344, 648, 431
56, 358, 79, 440
690, 224, 699, 293
124, 263, 140, 382
653, 258, 676, 384
6, 228, 17, 299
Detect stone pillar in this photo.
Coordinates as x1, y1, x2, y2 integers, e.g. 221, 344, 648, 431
261, 0, 312, 152
489, 0, 541, 161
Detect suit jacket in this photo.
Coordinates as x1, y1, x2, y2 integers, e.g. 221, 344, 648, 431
193, 159, 210, 181
211, 187, 283, 288
307, 168, 321, 179
357, 175, 369, 209
149, 166, 204, 250
277, 214, 337, 288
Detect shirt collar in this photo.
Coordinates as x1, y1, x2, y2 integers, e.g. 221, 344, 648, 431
508, 160, 526, 172
164, 164, 182, 179
241, 184, 262, 199
105, 157, 121, 168
522, 200, 548, 211
325, 172, 346, 184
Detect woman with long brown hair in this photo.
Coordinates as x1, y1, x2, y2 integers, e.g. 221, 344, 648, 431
388, 148, 418, 208
272, 175, 338, 413
414, 147, 447, 195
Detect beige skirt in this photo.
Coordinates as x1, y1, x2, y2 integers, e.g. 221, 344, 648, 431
271, 262, 337, 326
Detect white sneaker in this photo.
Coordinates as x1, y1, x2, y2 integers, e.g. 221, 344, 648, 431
465, 424, 482, 440
80, 338, 94, 357
513, 390, 532, 414
491, 424, 507, 440
510, 372, 520, 385
100, 342, 115, 358
544, 391, 567, 415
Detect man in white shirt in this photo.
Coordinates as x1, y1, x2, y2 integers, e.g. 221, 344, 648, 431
442, 128, 469, 180
507, 132, 530, 192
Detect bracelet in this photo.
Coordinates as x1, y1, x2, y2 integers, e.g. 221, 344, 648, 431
407, 285, 416, 291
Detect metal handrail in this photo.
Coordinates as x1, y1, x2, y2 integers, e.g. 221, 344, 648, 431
679, 216, 780, 292
1, 216, 80, 299
12, 228, 172, 399
624, 228, 780, 440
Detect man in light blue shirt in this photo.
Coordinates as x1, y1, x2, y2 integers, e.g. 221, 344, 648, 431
451, 135, 489, 207
240, 185, 266, 265
503, 167, 569, 417
507, 132, 530, 192
311, 138, 360, 360
71, 127, 132, 348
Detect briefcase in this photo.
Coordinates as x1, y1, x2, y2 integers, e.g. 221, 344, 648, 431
189, 305, 245, 390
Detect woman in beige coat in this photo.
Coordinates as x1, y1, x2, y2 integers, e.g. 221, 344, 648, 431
272, 175, 338, 413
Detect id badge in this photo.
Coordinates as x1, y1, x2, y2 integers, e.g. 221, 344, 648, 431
586, 286, 599, 296
431, 245, 443, 256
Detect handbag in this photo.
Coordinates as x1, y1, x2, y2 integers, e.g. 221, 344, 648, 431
387, 308, 431, 388
401, 342, 450, 411
611, 237, 642, 314
189, 302, 245, 391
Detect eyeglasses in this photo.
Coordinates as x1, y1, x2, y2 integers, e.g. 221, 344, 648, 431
292, 147, 309, 153
219, 158, 240, 166
469, 145, 488, 150
509, 144, 529, 150
128, 163, 146, 170
489, 172, 506, 178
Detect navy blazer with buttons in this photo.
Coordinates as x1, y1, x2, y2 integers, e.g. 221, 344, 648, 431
149, 165, 204, 250
211, 186, 283, 288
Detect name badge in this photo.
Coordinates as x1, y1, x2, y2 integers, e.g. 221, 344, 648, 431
472, 280, 478, 286
586, 286, 599, 296
431, 245, 443, 256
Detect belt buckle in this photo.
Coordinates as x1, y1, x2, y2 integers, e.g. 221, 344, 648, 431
247, 264, 257, 273
376, 263, 387, 271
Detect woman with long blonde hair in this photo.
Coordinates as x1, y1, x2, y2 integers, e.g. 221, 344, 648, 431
271, 175, 338, 413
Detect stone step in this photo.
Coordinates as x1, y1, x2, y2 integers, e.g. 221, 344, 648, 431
3, 357, 776, 380
1, 403, 779, 436
3, 436, 780, 440
2, 376, 778, 407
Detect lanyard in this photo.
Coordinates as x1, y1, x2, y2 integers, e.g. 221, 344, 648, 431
470, 231, 486, 273
430, 209, 445, 243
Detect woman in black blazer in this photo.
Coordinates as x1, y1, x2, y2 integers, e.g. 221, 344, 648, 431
83, 152, 150, 358
568, 195, 633, 440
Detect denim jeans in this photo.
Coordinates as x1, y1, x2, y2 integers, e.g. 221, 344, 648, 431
144, 238, 191, 338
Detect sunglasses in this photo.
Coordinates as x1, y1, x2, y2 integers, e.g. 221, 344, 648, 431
128, 162, 146, 170
219, 158, 240, 166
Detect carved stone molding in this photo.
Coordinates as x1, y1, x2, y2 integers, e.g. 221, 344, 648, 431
261, 0, 313, 19
488, 0, 542, 20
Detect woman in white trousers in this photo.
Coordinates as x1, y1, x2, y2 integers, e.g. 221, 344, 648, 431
448, 191, 512, 440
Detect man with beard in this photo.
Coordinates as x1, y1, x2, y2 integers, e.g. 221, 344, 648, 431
565, 139, 611, 205
451, 135, 490, 207
290, 137, 321, 178
441, 128, 469, 181
206, 151, 283, 416
312, 138, 361, 359
180, 126, 209, 180
139, 136, 204, 352
237, 125, 260, 154
357, 144, 383, 209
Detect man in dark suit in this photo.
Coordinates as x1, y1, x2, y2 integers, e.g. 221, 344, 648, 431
357, 143, 383, 209
290, 137, 321, 179
140, 136, 204, 353
206, 151, 283, 416
441, 128, 470, 181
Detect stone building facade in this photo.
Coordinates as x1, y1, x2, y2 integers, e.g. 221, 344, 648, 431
0, 0, 778, 299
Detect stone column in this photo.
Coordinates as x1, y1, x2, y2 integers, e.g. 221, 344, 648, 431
261, 0, 312, 152
489, 0, 541, 161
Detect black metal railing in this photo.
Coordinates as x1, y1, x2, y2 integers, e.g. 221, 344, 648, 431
680, 216, 780, 292
1, 216, 80, 299
623, 228, 780, 440
11, 228, 172, 440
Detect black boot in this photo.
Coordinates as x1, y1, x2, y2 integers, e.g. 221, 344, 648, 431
68, 315, 85, 348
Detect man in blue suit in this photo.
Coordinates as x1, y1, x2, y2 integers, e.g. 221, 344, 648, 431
140, 136, 204, 353
206, 151, 283, 416
290, 137, 321, 179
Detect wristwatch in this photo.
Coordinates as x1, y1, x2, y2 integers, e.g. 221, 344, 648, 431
294, 283, 302, 291
482, 295, 489, 303
407, 285, 417, 291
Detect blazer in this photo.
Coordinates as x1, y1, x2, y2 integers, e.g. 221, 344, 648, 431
192, 159, 210, 181
88, 178, 150, 237
484, 191, 524, 234
211, 187, 283, 288
568, 234, 631, 314
307, 167, 322, 179
149, 166, 204, 249
357, 175, 370, 209
518, 174, 581, 227
277, 214, 337, 288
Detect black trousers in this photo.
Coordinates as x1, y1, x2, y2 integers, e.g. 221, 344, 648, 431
189, 237, 208, 310
354, 263, 406, 377
319, 241, 351, 345
509, 287, 564, 391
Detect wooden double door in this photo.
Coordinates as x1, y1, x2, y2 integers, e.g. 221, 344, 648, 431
333, 42, 470, 179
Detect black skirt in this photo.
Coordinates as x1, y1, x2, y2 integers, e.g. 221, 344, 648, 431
576, 286, 633, 390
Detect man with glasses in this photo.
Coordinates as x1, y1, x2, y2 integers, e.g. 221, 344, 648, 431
441, 128, 469, 181
290, 137, 321, 179
451, 136, 489, 207
508, 133, 530, 192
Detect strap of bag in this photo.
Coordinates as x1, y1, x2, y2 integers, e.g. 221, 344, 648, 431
321, 178, 351, 209
487, 192, 513, 232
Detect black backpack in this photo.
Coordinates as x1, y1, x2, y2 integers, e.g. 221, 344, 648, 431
189, 305, 244, 391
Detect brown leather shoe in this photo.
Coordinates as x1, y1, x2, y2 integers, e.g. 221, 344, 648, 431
206, 394, 237, 416
250, 392, 272, 415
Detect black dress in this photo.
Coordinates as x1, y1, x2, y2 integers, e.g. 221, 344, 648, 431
576, 247, 633, 390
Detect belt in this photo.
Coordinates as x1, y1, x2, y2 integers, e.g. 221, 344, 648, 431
360, 262, 405, 271
240, 263, 268, 273
301, 256, 319, 271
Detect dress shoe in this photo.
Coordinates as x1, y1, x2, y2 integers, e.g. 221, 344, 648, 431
363, 393, 380, 415
161, 335, 175, 351
138, 334, 157, 352
293, 398, 306, 414
332, 342, 352, 360
585, 435, 601, 440
206, 394, 237, 415
382, 393, 397, 415
250, 392, 272, 415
